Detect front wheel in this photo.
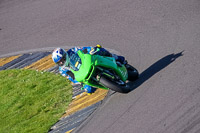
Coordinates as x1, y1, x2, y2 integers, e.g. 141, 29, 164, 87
126, 64, 139, 81
99, 76, 131, 93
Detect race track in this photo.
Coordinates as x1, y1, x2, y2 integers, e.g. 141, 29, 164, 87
1, 0, 200, 133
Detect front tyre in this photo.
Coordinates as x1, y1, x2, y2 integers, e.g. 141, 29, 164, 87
126, 64, 139, 81
99, 76, 131, 93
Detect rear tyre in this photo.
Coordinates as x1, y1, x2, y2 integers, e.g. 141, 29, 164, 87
126, 64, 139, 81
99, 76, 131, 93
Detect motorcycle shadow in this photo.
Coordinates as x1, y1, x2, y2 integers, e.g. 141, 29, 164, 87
128, 51, 184, 92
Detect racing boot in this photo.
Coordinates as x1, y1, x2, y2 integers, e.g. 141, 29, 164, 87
81, 85, 97, 95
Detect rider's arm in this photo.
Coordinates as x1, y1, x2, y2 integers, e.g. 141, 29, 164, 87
59, 66, 78, 83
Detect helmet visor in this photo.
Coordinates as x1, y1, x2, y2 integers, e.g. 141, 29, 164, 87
57, 56, 66, 66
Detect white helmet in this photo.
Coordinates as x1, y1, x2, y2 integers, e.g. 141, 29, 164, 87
52, 48, 67, 66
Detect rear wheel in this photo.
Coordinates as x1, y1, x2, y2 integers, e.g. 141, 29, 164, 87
126, 64, 139, 81
99, 76, 131, 93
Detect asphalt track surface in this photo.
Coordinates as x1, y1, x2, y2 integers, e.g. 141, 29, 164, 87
1, 0, 200, 133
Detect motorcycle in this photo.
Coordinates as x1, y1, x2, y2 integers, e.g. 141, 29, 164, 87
68, 49, 139, 93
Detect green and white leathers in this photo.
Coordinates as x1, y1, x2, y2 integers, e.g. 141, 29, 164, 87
69, 48, 139, 93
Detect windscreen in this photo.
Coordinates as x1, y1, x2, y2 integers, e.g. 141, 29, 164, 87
69, 53, 82, 71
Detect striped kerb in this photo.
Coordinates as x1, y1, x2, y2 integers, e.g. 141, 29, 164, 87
63, 89, 108, 117
0, 55, 21, 66
24, 54, 55, 70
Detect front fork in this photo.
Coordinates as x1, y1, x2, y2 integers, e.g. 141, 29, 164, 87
95, 67, 120, 82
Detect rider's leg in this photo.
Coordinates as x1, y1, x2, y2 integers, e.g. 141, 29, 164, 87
112, 54, 126, 64
95, 47, 112, 57
94, 46, 127, 64
98, 48, 126, 64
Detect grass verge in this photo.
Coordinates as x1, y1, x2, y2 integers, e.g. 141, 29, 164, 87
0, 69, 72, 133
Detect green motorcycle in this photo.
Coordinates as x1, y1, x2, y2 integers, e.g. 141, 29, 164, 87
68, 50, 139, 93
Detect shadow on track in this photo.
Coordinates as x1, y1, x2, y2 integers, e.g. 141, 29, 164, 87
129, 51, 184, 92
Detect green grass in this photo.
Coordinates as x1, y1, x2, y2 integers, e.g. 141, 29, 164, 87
0, 69, 72, 133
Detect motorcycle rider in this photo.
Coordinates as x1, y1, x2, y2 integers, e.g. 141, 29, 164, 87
52, 44, 126, 95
